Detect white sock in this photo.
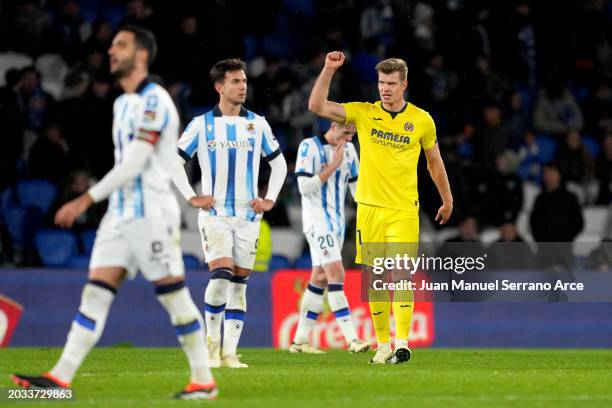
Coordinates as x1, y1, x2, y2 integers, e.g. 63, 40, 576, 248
293, 283, 324, 344
204, 268, 232, 344
378, 342, 391, 351
327, 282, 358, 344
157, 281, 214, 385
222, 275, 248, 357
50, 280, 115, 384
395, 339, 408, 350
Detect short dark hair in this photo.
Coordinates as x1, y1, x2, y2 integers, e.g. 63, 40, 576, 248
118, 25, 157, 66
209, 58, 247, 84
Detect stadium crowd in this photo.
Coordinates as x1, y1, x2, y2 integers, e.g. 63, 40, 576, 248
1, 0, 612, 268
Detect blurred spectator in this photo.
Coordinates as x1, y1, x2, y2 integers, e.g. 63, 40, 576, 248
28, 122, 76, 182
119, 0, 161, 34
475, 103, 516, 168
555, 129, 596, 186
15, 66, 55, 133
446, 217, 480, 243
411, 2, 436, 52
14, 0, 53, 57
48, 171, 104, 231
424, 53, 457, 112
533, 78, 584, 138
501, 1, 537, 89
84, 19, 113, 54
360, 0, 394, 52
582, 80, 612, 140
503, 90, 531, 139
584, 239, 612, 272
517, 130, 543, 183
530, 162, 583, 242
51, 0, 90, 64
486, 150, 524, 226
595, 134, 612, 205
0, 69, 24, 189
56, 71, 114, 178
488, 222, 534, 270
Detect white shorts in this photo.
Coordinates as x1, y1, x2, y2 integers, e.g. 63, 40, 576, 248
90, 211, 184, 281
198, 214, 261, 270
305, 229, 344, 267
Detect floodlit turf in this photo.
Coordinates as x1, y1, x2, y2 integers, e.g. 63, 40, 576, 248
2, 348, 612, 407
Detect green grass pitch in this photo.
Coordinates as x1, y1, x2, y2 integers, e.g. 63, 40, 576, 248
2, 348, 612, 407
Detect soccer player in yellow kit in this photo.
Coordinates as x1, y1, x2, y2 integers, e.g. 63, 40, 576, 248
309, 52, 453, 364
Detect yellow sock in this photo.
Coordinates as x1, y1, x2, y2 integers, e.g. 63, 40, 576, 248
392, 288, 414, 346
368, 289, 391, 344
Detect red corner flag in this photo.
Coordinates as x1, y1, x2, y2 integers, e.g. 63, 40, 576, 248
0, 295, 23, 347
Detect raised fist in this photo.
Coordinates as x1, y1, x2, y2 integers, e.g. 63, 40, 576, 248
325, 51, 345, 70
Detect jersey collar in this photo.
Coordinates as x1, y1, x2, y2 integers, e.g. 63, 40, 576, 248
380, 101, 408, 119
135, 76, 154, 95
316, 135, 329, 145
212, 104, 249, 117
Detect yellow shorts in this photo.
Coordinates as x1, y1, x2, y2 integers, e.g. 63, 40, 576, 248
355, 202, 419, 265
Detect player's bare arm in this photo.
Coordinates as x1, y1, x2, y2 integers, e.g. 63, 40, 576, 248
251, 152, 288, 213
424, 144, 453, 225
308, 51, 347, 123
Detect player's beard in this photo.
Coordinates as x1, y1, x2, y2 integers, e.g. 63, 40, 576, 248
111, 57, 136, 80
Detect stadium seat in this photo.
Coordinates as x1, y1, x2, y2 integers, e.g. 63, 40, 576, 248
535, 135, 558, 164
80, 229, 97, 255
293, 254, 312, 269
66, 255, 91, 269
183, 254, 201, 269
35, 229, 78, 267
582, 137, 601, 158
0, 187, 17, 216
2, 206, 44, 247
269, 254, 291, 272
17, 180, 58, 215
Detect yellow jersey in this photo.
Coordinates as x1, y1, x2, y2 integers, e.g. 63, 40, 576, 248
342, 101, 437, 211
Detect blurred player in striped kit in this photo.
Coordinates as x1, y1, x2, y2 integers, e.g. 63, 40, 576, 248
169, 59, 287, 368
12, 26, 217, 400
290, 123, 370, 354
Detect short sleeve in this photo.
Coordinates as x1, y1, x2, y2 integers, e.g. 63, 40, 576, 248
295, 139, 316, 177
421, 114, 437, 150
342, 102, 366, 125
135, 91, 169, 145
261, 120, 281, 160
348, 143, 359, 182
177, 117, 201, 161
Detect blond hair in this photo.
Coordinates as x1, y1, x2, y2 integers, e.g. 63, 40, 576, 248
375, 58, 408, 81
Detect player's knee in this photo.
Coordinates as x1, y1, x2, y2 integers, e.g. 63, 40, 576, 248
324, 261, 345, 283
205, 267, 232, 304
73, 280, 116, 342
155, 281, 201, 327
310, 273, 327, 288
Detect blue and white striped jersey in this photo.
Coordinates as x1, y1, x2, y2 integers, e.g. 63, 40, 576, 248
177, 105, 281, 222
295, 136, 359, 236
107, 77, 181, 219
